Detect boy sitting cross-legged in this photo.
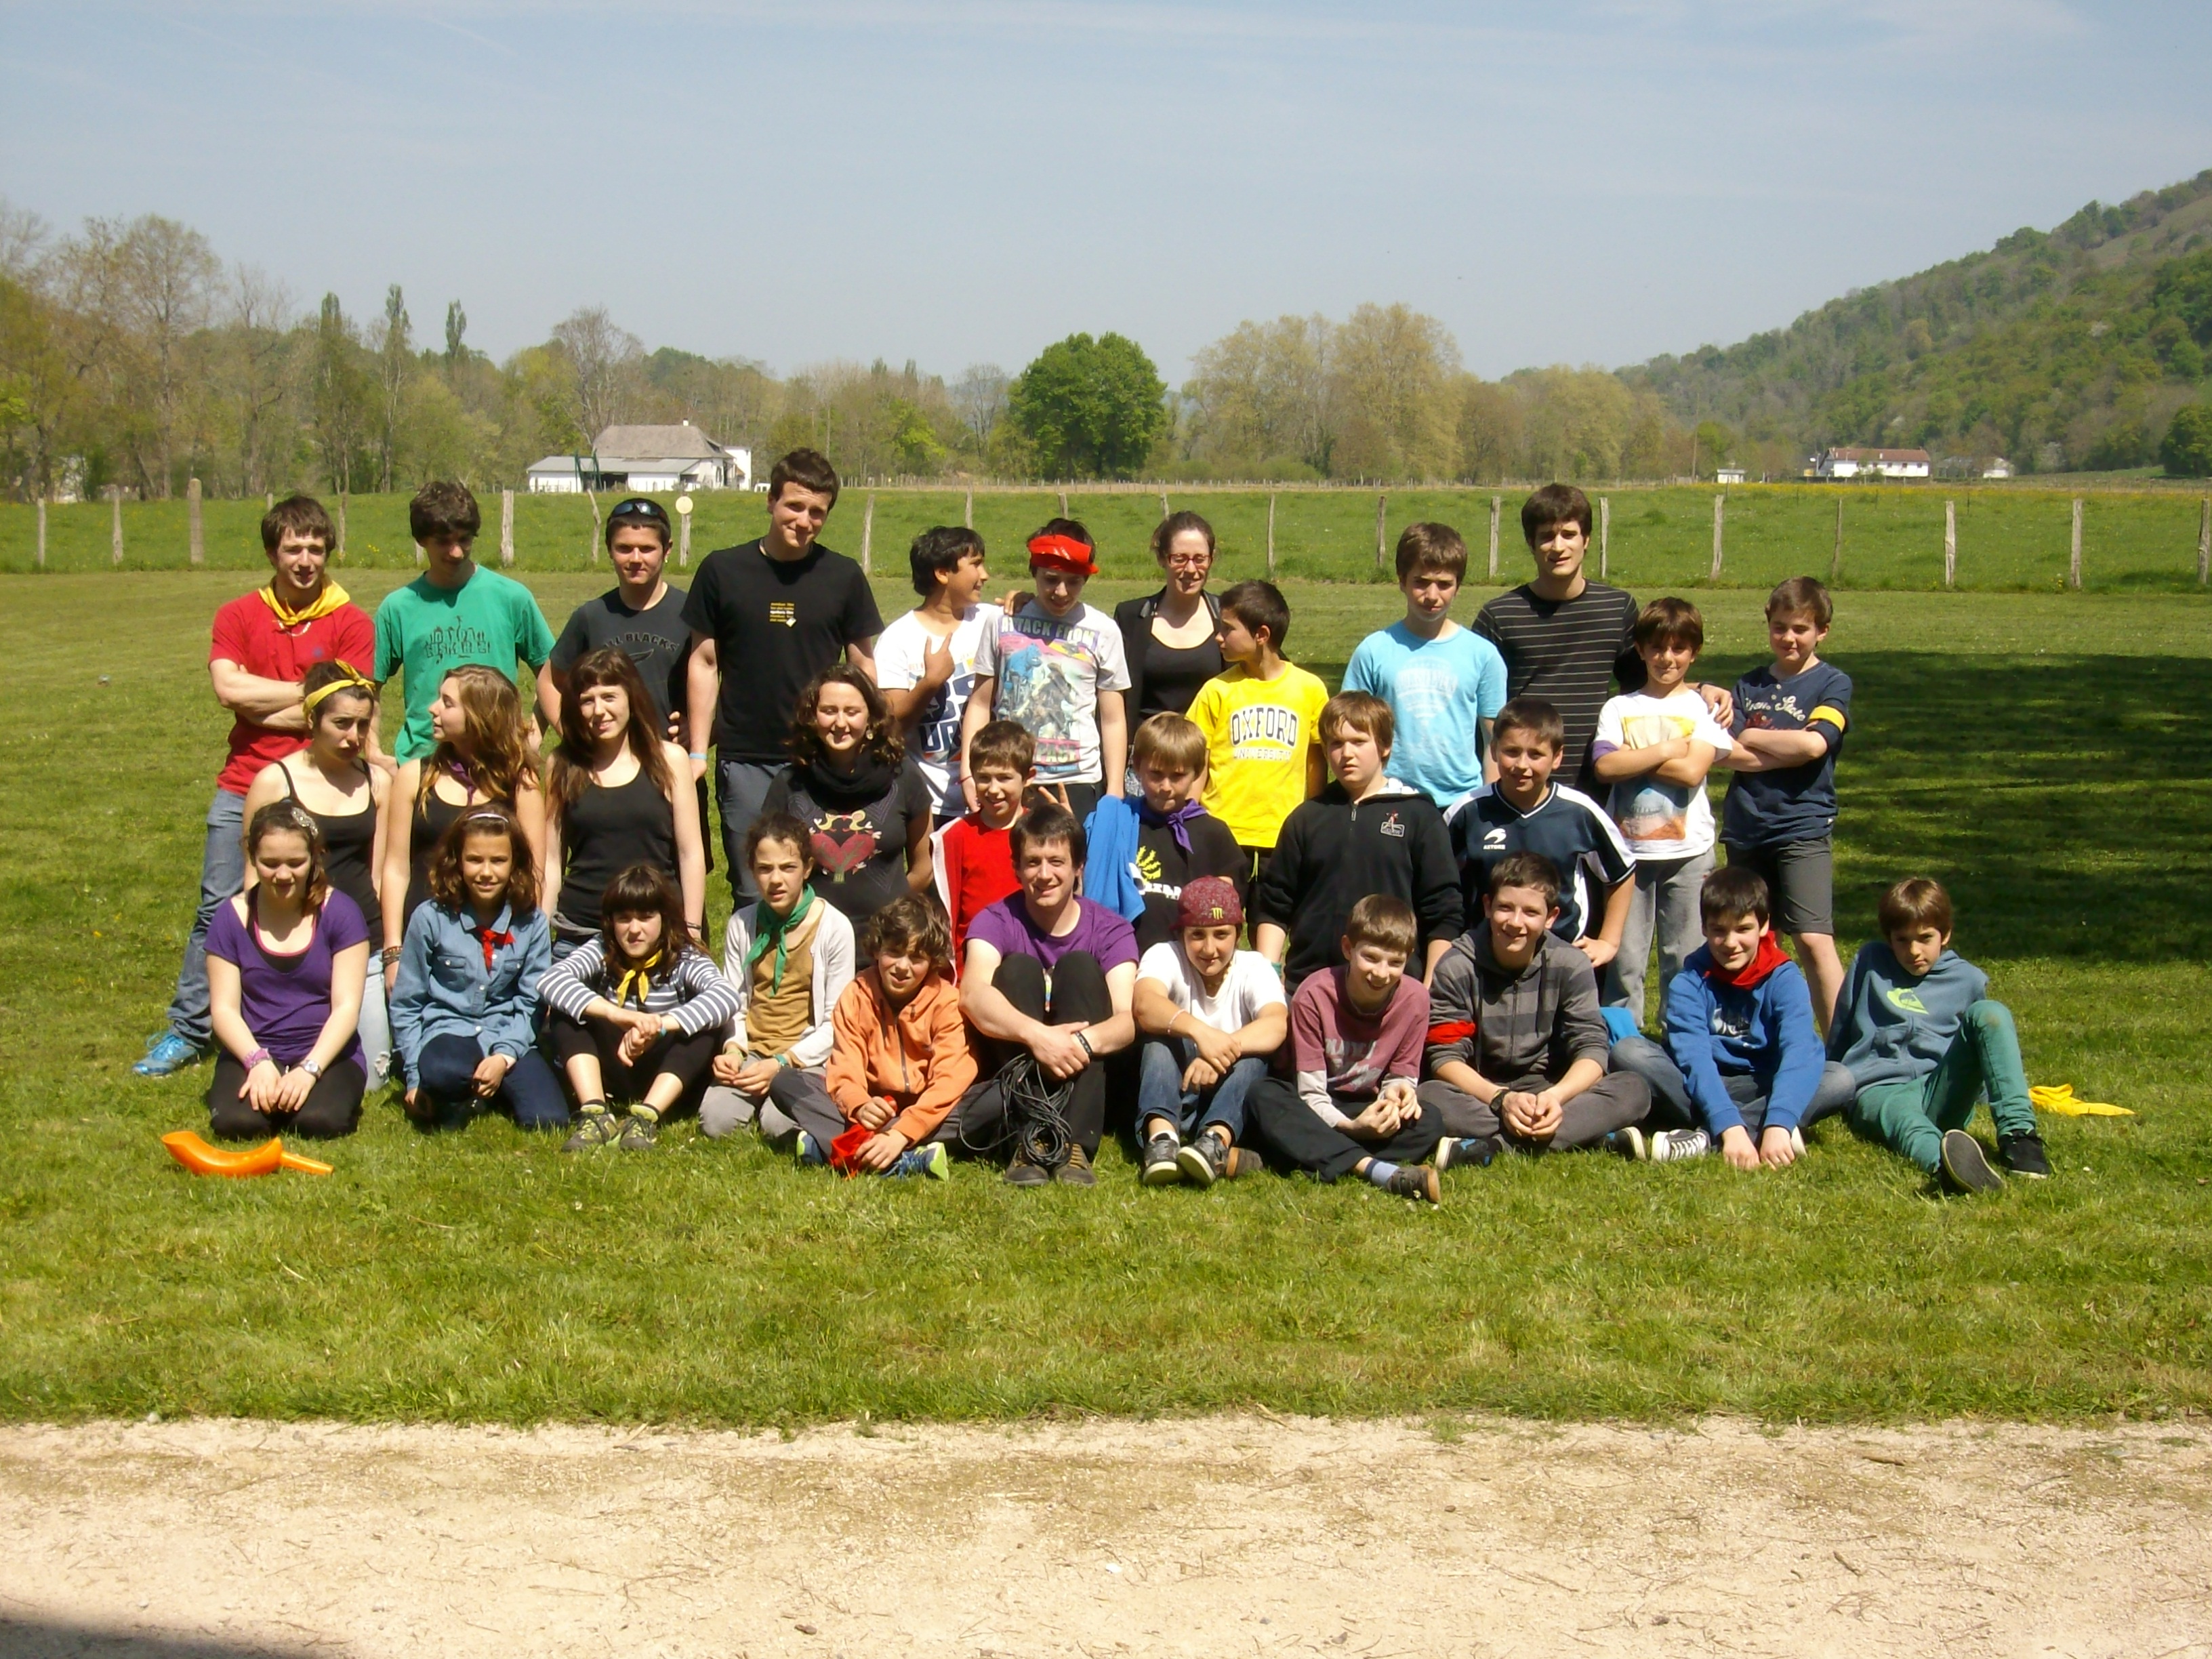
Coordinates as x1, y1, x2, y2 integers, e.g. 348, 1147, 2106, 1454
1246, 895, 1444, 1204
1417, 853, 1650, 1168
771, 893, 979, 1179
1132, 876, 1286, 1188
1608, 865, 1856, 1168
1829, 876, 2049, 1193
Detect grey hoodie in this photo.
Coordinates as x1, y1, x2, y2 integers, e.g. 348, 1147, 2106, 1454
1424, 926, 1610, 1090
1825, 942, 1989, 1090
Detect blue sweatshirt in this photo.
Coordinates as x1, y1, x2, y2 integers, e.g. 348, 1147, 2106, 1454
1662, 941, 1825, 1135
390, 900, 552, 1076
1824, 941, 1988, 1090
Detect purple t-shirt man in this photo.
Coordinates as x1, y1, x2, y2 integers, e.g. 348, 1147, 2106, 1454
966, 895, 1139, 977
203, 890, 369, 1071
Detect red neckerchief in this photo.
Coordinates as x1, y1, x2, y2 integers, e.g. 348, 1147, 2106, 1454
474, 924, 514, 969
1708, 930, 1790, 990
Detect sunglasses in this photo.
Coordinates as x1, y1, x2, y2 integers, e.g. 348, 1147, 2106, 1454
611, 499, 670, 523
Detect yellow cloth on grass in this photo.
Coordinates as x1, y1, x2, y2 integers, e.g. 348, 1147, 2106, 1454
2029, 1084, 2131, 1118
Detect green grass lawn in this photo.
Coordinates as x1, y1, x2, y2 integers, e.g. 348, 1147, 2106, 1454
1, 571, 2207, 1426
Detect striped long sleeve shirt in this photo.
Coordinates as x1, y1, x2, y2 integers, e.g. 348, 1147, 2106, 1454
537, 939, 740, 1036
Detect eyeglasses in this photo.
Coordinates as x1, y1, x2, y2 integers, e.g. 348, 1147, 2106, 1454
1164, 553, 1211, 570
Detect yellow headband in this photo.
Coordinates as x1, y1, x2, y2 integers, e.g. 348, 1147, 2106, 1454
303, 667, 377, 720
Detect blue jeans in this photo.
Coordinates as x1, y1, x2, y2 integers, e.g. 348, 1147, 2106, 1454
716, 758, 783, 905
413, 1033, 569, 1130
162, 788, 248, 1048
1136, 1039, 1265, 1141
1610, 1033, 1856, 1136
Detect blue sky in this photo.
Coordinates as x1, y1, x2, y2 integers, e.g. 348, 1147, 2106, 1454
6, 1, 2210, 382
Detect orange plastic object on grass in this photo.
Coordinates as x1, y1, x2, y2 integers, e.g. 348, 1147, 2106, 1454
161, 1130, 333, 1178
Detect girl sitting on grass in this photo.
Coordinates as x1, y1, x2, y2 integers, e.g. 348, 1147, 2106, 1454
539, 865, 739, 1151
390, 806, 564, 1131
204, 801, 372, 1141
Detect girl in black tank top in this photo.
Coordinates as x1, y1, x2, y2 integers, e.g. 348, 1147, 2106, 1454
283, 764, 381, 937
239, 668, 386, 937
553, 769, 676, 935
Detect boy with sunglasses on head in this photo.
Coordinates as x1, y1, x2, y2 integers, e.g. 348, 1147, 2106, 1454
546, 497, 692, 742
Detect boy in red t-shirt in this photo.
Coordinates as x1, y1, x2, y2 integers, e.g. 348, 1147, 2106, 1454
138, 495, 375, 1076
937, 721, 1033, 970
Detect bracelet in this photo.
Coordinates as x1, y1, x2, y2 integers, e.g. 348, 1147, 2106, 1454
381, 945, 403, 965
689, 750, 708, 761
1075, 1031, 1094, 1060
245, 1048, 272, 1069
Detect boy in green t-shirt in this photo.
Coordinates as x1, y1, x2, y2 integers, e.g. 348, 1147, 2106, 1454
373, 481, 556, 762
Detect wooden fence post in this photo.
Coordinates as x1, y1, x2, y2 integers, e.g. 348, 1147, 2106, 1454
1830, 495, 1843, 582
1710, 492, 1725, 580
35, 498, 46, 570
336, 493, 347, 560
501, 489, 515, 567
1944, 498, 1956, 589
585, 489, 602, 562
964, 483, 974, 529
265, 491, 274, 512
2069, 497, 2083, 590
188, 476, 204, 567
674, 495, 692, 567
1488, 495, 1501, 579
1059, 489, 1069, 518
1373, 493, 1388, 572
861, 491, 875, 575
110, 486, 123, 567
2198, 496, 2209, 587
1267, 492, 1277, 577
1160, 489, 1170, 520
1598, 495, 1610, 581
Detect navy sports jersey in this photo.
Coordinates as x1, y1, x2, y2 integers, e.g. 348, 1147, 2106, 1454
1444, 782, 1635, 943
1722, 661, 1852, 848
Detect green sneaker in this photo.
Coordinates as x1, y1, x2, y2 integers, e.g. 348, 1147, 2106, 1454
563, 1107, 621, 1153
617, 1109, 659, 1150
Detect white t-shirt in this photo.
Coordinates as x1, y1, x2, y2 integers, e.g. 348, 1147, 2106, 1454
874, 605, 990, 813
1136, 942, 1286, 1033
1593, 687, 1736, 859
972, 600, 1132, 784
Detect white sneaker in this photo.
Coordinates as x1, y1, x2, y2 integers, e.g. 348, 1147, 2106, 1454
1649, 1128, 1713, 1163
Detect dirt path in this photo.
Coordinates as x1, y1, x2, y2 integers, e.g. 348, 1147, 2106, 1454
2, 1416, 2207, 1658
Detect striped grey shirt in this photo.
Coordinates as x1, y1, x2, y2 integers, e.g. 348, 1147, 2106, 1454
1474, 581, 1643, 787
537, 938, 739, 1036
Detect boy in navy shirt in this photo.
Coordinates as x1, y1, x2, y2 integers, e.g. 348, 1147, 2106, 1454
1721, 577, 1851, 1031
1444, 698, 1633, 976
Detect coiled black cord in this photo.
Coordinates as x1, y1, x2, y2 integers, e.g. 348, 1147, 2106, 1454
975, 1051, 1076, 1171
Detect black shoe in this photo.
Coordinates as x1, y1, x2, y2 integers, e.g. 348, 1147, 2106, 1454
1998, 1130, 2050, 1179
1605, 1126, 1650, 1161
1054, 1145, 1097, 1187
1004, 1155, 1050, 1187
1385, 1164, 1441, 1205
1939, 1128, 2003, 1194
617, 1110, 659, 1150
1141, 1131, 1183, 1187
563, 1107, 621, 1153
1433, 1134, 1500, 1172
1176, 1133, 1247, 1187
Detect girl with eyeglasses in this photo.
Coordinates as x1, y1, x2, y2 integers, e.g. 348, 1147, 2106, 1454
1115, 510, 1225, 724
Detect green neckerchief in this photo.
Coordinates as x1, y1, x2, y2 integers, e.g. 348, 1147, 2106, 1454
744, 885, 818, 994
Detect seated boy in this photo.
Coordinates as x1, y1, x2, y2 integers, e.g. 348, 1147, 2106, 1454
1609, 865, 1856, 1167
770, 893, 976, 1179
1445, 697, 1633, 977
1418, 853, 1650, 1164
1590, 597, 1735, 1024
935, 719, 1032, 968
1246, 895, 1443, 1204
1132, 877, 1286, 1188
1721, 576, 1852, 1032
1187, 579, 1329, 888
1829, 877, 2048, 1193
1254, 692, 1461, 993
1343, 522, 1509, 808
959, 802, 1140, 1187
1086, 712, 1246, 951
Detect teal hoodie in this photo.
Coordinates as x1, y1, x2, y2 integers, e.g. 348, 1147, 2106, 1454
1825, 941, 1988, 1090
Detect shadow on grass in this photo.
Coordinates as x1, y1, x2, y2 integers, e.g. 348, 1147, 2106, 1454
0, 1620, 327, 1657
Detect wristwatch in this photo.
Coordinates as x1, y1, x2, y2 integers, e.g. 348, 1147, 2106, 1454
296, 1059, 324, 1079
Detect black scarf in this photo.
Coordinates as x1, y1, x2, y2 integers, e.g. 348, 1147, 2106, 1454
800, 752, 899, 812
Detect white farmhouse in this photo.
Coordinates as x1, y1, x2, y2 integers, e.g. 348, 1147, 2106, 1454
1814, 446, 1933, 480
527, 421, 752, 494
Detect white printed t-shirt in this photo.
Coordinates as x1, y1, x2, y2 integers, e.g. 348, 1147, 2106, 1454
972, 600, 1132, 784
1135, 942, 1286, 1032
1592, 687, 1735, 859
874, 605, 990, 814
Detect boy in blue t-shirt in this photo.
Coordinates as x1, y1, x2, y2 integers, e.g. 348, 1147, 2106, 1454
1721, 577, 1852, 1033
1342, 522, 1508, 808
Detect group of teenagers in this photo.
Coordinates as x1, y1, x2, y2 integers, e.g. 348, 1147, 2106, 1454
139, 449, 2050, 1199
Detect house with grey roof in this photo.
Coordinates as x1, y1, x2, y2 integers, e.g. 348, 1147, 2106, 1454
527, 421, 752, 494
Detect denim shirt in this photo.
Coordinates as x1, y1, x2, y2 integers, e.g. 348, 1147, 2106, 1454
390, 900, 551, 1072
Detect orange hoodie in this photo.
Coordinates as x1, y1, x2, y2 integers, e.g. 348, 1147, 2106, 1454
825, 967, 978, 1144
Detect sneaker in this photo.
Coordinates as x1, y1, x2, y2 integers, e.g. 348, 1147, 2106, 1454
617, 1111, 659, 1150
888, 1141, 949, 1181
795, 1129, 829, 1167
1648, 1128, 1713, 1164
1141, 1131, 1183, 1187
562, 1107, 621, 1153
1939, 1128, 2004, 1194
1434, 1135, 1500, 1172
1385, 1164, 1441, 1204
1004, 1155, 1050, 1187
1176, 1134, 1230, 1187
1606, 1126, 1650, 1161
133, 1032, 205, 1078
1054, 1145, 1097, 1187
1222, 1146, 1265, 1180
1997, 1130, 2050, 1179
1789, 1126, 1807, 1158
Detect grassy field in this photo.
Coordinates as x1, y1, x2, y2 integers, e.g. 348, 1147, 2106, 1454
4, 480, 2211, 593
1, 571, 2208, 1426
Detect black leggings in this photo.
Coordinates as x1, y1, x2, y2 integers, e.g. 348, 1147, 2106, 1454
968, 949, 1113, 1158
207, 1055, 365, 1141
546, 1012, 720, 1109
1246, 1075, 1441, 1181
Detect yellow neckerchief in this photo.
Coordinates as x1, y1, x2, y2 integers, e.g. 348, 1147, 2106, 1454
258, 578, 352, 629
611, 948, 665, 1008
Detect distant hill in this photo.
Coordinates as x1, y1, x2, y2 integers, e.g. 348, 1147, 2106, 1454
1623, 169, 2212, 474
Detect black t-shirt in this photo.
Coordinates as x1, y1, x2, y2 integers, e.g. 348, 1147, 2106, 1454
681, 539, 884, 762
762, 758, 937, 926
551, 583, 693, 733
1129, 813, 1246, 952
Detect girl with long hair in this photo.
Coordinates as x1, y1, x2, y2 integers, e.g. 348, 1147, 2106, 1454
203, 801, 371, 1140
380, 665, 545, 994
388, 806, 564, 1130
542, 647, 705, 958
762, 665, 936, 925
539, 865, 739, 1151
241, 659, 392, 1081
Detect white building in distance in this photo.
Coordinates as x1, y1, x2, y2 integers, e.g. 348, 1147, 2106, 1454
527, 422, 751, 494
1814, 446, 1932, 480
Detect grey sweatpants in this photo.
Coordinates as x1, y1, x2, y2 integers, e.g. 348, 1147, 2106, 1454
1607, 847, 1715, 1025
1416, 1071, 1650, 1153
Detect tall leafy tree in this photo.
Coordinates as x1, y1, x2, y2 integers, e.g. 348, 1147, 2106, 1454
1007, 332, 1168, 478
